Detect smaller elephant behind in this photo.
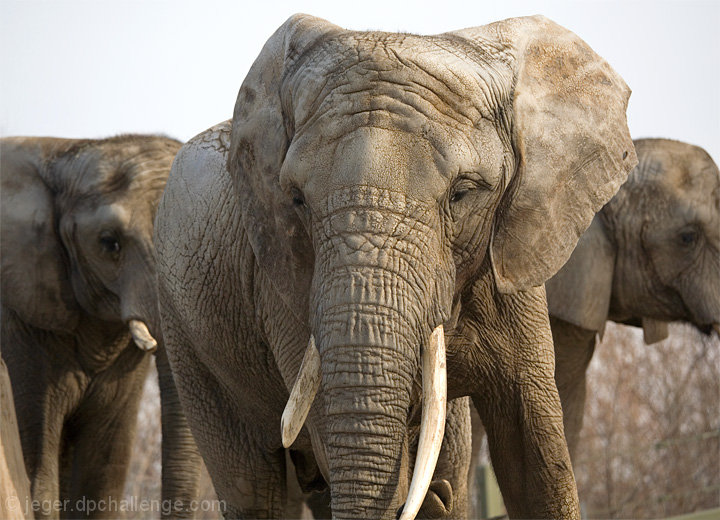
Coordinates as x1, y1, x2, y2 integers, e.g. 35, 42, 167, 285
1, 135, 200, 519
546, 138, 720, 457
467, 138, 720, 518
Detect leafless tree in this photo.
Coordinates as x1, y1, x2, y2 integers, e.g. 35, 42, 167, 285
575, 323, 720, 518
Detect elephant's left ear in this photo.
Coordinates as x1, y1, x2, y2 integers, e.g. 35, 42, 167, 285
456, 16, 637, 293
0, 138, 80, 332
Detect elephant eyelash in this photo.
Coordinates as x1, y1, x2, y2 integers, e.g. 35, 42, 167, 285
449, 175, 491, 204
450, 189, 469, 203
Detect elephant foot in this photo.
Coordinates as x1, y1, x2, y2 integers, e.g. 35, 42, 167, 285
397, 479, 454, 520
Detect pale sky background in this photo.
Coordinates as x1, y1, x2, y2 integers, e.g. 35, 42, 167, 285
1, 0, 718, 161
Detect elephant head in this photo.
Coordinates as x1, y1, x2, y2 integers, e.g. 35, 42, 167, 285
547, 138, 720, 342
1, 135, 177, 348
220, 13, 636, 518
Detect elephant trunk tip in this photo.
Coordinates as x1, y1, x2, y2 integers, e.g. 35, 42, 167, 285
281, 325, 447, 520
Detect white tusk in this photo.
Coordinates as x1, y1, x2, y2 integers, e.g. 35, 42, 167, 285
399, 324, 447, 520
281, 335, 321, 448
129, 320, 158, 352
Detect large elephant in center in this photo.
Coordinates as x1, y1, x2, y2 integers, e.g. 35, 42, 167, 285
0, 135, 200, 518
155, 14, 636, 519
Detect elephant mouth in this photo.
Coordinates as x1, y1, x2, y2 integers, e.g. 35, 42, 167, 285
703, 323, 720, 338
281, 324, 448, 520
128, 319, 158, 352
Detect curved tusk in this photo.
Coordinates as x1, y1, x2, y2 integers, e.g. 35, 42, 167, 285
281, 335, 321, 448
399, 324, 447, 520
129, 320, 158, 353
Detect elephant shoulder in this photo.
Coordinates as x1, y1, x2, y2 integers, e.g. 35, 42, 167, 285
155, 120, 246, 302
164, 120, 234, 203
156, 120, 236, 247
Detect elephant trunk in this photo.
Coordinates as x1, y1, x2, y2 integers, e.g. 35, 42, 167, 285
291, 191, 453, 519
312, 263, 450, 517
121, 244, 161, 352
283, 326, 447, 520
156, 347, 202, 519
317, 306, 417, 519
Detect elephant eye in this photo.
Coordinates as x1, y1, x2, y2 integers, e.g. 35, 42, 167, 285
291, 187, 306, 207
450, 189, 469, 203
679, 229, 699, 246
99, 234, 121, 254
450, 176, 484, 205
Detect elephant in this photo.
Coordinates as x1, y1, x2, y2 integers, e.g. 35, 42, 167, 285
154, 14, 636, 520
545, 137, 720, 457
0, 135, 201, 519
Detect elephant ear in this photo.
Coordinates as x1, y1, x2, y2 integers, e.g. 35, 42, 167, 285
545, 215, 615, 333
456, 16, 637, 293
228, 14, 342, 312
0, 138, 80, 332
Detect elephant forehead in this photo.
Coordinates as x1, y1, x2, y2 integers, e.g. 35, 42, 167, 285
656, 158, 720, 219
74, 201, 132, 229
281, 35, 511, 202
286, 33, 512, 141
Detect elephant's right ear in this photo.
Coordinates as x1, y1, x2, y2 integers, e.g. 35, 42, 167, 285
545, 215, 616, 334
0, 138, 79, 332
228, 15, 342, 312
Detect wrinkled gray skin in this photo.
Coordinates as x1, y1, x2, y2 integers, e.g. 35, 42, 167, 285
546, 138, 720, 457
0, 136, 200, 519
293, 397, 473, 520
156, 14, 636, 520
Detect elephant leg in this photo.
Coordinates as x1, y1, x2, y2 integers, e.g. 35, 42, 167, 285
473, 374, 577, 520
197, 401, 287, 518
64, 414, 135, 519
460, 282, 579, 519
550, 317, 597, 460
195, 410, 287, 519
163, 331, 287, 518
64, 358, 149, 518
19, 396, 67, 520
155, 347, 201, 519
466, 407, 485, 519
417, 397, 471, 520
3, 326, 70, 520
285, 451, 313, 519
